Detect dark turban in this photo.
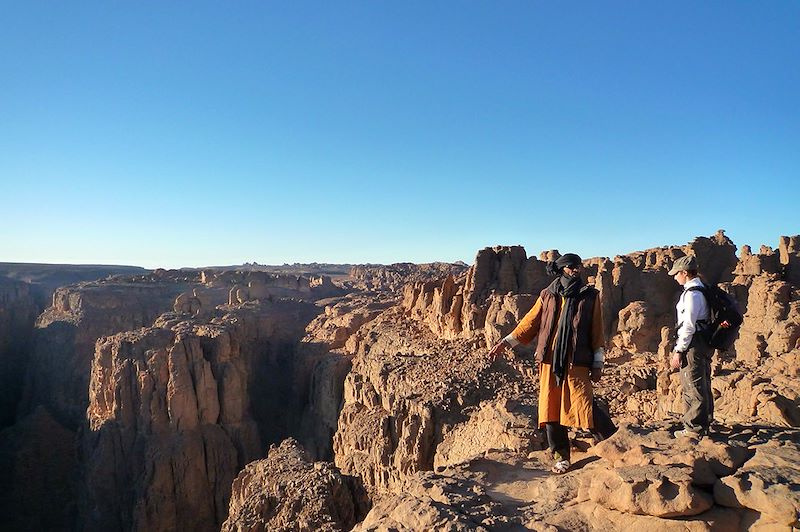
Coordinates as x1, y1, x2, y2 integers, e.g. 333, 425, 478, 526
546, 253, 583, 276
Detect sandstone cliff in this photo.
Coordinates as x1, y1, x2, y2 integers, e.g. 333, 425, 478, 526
22, 279, 189, 429
81, 298, 323, 531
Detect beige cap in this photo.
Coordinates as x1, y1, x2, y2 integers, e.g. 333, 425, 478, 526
668, 255, 698, 276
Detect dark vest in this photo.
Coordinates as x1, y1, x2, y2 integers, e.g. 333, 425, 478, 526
534, 285, 598, 368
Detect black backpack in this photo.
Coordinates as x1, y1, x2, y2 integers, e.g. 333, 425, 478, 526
687, 283, 744, 350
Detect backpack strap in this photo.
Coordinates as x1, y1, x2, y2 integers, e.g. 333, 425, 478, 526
685, 285, 710, 327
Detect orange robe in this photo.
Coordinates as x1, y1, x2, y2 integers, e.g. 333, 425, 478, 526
509, 294, 604, 429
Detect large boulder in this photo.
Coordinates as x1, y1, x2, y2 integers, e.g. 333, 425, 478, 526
714, 440, 800, 528
222, 438, 356, 532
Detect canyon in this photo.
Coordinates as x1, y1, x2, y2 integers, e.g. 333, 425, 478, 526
0, 231, 798, 531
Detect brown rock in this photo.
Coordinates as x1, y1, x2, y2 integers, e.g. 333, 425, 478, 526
585, 464, 713, 517
22, 280, 187, 429
222, 438, 356, 532
614, 301, 660, 352
306, 295, 393, 350
735, 273, 799, 363
434, 399, 542, 469
350, 262, 467, 293
779, 235, 800, 285
332, 307, 535, 499
352, 471, 502, 531
82, 299, 323, 531
734, 244, 781, 277
714, 441, 800, 527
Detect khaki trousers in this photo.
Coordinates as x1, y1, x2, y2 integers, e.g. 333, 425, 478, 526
679, 338, 714, 432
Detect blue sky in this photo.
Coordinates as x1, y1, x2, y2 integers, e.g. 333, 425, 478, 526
1, 2, 797, 268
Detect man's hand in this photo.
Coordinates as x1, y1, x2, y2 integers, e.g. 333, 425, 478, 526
590, 367, 602, 383
488, 340, 508, 359
669, 351, 682, 370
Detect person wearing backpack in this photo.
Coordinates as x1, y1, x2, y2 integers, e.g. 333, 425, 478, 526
668, 255, 713, 438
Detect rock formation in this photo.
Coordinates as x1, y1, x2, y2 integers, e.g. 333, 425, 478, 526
350, 262, 469, 293
22, 279, 189, 428
780, 235, 800, 285
3, 233, 799, 531
222, 438, 357, 531
81, 299, 321, 530
304, 294, 394, 350
400, 246, 549, 343
196, 270, 345, 304
332, 305, 541, 503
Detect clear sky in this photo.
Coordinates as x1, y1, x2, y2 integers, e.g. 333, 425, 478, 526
1, 2, 798, 268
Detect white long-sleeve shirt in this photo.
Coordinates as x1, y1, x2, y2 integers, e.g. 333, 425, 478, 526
675, 277, 710, 352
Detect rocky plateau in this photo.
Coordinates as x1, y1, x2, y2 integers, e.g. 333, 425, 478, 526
1, 231, 799, 531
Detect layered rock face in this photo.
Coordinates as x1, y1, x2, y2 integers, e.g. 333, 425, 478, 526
0, 278, 39, 428
22, 279, 189, 429
3, 264, 359, 532
1, 273, 187, 530
0, 262, 150, 311
82, 299, 321, 531
303, 294, 394, 350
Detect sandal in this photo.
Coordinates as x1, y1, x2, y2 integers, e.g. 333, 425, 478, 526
551, 459, 571, 474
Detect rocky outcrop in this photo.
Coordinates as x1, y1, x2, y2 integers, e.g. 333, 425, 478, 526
600, 230, 738, 351
350, 262, 469, 293
734, 273, 800, 363
81, 299, 325, 531
342, 424, 799, 531
352, 469, 503, 531
303, 294, 394, 351
400, 232, 740, 353
197, 270, 345, 304
0, 262, 150, 310
22, 279, 188, 429
401, 246, 549, 344
0, 278, 38, 428
714, 439, 800, 528
333, 306, 541, 501
780, 235, 800, 285
222, 438, 357, 532
654, 238, 800, 429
